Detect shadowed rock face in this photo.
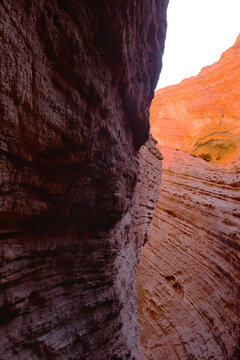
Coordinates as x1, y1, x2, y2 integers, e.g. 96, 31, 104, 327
0, 0, 167, 232
137, 35, 240, 360
0, 1, 167, 359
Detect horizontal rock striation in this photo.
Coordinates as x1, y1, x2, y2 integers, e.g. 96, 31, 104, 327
0, 1, 167, 359
0, 137, 163, 360
137, 149, 240, 359
131, 135, 163, 259
137, 35, 240, 360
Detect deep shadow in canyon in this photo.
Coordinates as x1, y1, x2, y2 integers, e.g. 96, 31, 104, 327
0, 1, 168, 359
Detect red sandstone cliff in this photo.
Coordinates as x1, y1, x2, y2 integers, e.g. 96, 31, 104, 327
151, 34, 240, 164
137, 35, 240, 360
0, 1, 168, 359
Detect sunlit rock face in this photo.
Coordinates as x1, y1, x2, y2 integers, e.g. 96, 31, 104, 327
137, 34, 240, 360
151, 34, 240, 164
0, 1, 168, 359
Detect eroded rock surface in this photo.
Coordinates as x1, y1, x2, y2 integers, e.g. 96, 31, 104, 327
137, 149, 240, 360
137, 35, 240, 360
0, 1, 167, 359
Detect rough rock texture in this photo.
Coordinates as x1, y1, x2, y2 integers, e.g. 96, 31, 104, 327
0, 1, 167, 359
137, 35, 240, 360
0, 136, 163, 360
137, 149, 240, 360
150, 33, 240, 163
130, 135, 163, 261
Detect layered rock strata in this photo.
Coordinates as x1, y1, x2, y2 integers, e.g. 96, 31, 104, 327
0, 137, 163, 360
137, 149, 240, 360
137, 34, 240, 360
0, 1, 167, 359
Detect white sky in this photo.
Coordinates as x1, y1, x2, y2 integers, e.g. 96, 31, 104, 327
156, 0, 240, 89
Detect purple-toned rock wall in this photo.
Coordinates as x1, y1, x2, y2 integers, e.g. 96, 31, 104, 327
0, 1, 167, 358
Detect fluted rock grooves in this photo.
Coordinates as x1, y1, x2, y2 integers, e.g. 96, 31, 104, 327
0, 1, 168, 359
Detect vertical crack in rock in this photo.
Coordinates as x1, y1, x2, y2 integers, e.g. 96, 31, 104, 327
0, 0, 168, 359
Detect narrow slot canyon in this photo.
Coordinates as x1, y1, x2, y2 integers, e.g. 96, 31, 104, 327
0, 1, 239, 359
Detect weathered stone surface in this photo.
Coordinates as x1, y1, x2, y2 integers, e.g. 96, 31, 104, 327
150, 34, 240, 163
0, 1, 167, 359
0, 136, 163, 360
137, 35, 240, 360
131, 135, 163, 259
137, 149, 240, 360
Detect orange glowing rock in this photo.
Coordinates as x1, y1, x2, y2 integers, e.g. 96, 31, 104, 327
150, 33, 240, 163
137, 34, 240, 360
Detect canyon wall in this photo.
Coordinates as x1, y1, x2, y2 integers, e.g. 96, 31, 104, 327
0, 1, 168, 359
151, 34, 240, 164
137, 149, 240, 360
137, 34, 240, 360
